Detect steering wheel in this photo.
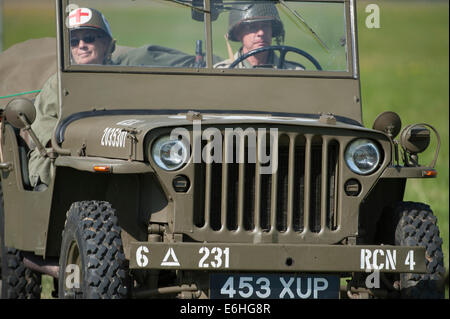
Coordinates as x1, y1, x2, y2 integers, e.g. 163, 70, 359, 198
228, 45, 322, 70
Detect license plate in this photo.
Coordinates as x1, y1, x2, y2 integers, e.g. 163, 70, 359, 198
210, 273, 340, 299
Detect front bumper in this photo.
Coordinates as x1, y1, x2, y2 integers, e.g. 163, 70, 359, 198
129, 242, 426, 274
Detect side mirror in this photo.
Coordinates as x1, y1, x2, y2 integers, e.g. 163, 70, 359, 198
372, 111, 402, 139
4, 98, 36, 129
3, 98, 48, 157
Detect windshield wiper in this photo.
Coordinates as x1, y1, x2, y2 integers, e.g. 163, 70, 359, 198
278, 0, 329, 52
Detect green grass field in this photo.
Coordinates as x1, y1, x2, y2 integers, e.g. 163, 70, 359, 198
356, 1, 449, 287
2, 0, 448, 299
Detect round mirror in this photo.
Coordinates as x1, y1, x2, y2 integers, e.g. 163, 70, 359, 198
372, 111, 402, 138
4, 98, 36, 129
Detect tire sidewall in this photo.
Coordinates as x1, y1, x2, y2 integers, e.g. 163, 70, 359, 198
58, 201, 128, 299
58, 208, 87, 298
394, 201, 445, 298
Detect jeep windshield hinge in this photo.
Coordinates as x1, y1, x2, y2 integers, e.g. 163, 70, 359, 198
122, 127, 140, 160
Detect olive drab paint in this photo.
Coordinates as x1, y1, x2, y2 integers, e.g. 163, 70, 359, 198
0, 0, 443, 299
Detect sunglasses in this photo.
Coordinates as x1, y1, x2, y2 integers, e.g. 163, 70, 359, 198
70, 34, 104, 47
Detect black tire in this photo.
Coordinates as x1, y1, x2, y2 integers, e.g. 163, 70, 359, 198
1, 185, 41, 299
1, 248, 42, 299
58, 201, 129, 299
393, 202, 445, 299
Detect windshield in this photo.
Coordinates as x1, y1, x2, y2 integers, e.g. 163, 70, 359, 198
65, 0, 350, 73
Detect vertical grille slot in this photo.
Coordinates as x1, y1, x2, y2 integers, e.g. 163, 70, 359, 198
226, 162, 239, 230
259, 167, 272, 231
292, 135, 305, 232
303, 134, 312, 232
210, 162, 222, 230
243, 159, 256, 230
259, 132, 272, 231
276, 135, 290, 232
193, 160, 206, 228
327, 140, 339, 230
309, 136, 323, 233
293, 135, 306, 232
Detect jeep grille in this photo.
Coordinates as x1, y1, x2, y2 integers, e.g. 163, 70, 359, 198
189, 128, 346, 243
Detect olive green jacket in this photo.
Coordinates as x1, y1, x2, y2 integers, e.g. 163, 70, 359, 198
28, 45, 201, 187
28, 73, 58, 187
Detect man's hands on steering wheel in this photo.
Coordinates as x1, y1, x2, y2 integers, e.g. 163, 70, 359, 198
229, 45, 322, 70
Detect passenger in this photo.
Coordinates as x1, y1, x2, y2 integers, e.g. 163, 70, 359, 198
28, 8, 115, 191
214, 2, 301, 69
68, 7, 116, 65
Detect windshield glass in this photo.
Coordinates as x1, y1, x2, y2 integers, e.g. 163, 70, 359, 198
65, 0, 349, 72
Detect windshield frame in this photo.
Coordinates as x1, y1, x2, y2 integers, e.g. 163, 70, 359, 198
59, 0, 357, 78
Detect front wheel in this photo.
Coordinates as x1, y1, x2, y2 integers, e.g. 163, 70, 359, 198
393, 202, 445, 298
58, 201, 129, 299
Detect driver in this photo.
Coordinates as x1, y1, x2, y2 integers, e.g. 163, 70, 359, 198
214, 2, 301, 69
28, 7, 115, 191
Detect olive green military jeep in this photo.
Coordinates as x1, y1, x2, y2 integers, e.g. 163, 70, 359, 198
0, 0, 445, 299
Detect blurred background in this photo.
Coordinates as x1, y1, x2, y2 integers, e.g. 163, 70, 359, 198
0, 0, 448, 298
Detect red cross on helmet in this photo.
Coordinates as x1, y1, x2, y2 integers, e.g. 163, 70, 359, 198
67, 7, 116, 64
68, 7, 113, 39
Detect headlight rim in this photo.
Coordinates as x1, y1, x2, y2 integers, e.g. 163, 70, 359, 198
151, 134, 189, 171
344, 138, 382, 175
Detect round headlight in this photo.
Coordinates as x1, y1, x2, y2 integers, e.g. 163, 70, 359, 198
151, 135, 189, 171
345, 139, 381, 175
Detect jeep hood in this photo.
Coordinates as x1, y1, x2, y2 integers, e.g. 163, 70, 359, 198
59, 112, 378, 162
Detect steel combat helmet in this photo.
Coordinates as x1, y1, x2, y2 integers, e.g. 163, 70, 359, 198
227, 1, 285, 42
67, 7, 116, 63
68, 7, 113, 38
